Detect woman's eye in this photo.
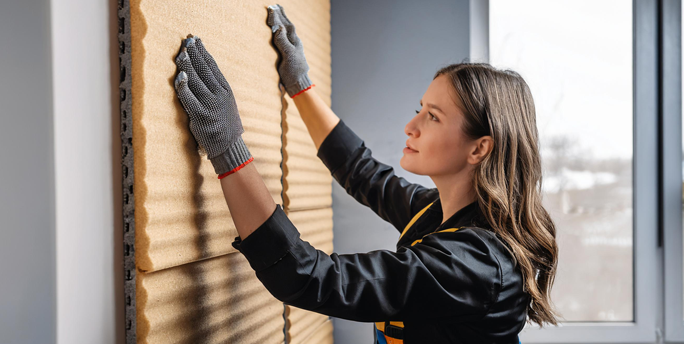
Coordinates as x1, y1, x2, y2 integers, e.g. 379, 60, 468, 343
417, 109, 437, 122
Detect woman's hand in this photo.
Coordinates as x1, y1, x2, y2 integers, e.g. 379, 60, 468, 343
267, 4, 314, 98
174, 35, 253, 178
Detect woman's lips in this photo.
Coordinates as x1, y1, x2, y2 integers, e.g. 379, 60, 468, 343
403, 147, 418, 153
405, 140, 418, 152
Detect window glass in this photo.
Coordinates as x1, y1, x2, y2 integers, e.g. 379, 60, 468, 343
490, 0, 633, 321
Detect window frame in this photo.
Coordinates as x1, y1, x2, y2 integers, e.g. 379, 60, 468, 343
663, 0, 683, 341
484, 0, 661, 342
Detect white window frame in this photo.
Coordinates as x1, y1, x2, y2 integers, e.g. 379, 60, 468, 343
664, 0, 684, 342
481, 0, 662, 342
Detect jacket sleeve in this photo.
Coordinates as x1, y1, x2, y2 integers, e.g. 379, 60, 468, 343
317, 119, 438, 233
232, 204, 501, 323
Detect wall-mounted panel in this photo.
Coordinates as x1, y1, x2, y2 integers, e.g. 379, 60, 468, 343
281, 0, 333, 212
136, 252, 284, 343
130, 0, 284, 273
125, 0, 334, 342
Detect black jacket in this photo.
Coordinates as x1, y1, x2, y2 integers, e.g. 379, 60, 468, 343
232, 119, 530, 343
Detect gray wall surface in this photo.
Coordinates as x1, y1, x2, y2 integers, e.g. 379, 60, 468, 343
0, 1, 56, 343
329, 0, 473, 342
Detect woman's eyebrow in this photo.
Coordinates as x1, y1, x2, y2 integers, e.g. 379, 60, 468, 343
419, 100, 446, 115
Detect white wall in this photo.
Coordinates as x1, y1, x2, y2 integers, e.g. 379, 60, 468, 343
51, 0, 120, 343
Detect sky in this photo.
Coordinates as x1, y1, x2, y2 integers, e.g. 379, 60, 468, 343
489, 0, 633, 161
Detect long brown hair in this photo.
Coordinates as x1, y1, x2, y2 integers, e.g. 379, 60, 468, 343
434, 63, 561, 327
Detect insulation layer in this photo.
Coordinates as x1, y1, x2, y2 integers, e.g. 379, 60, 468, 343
129, 0, 334, 342
130, 0, 334, 271
286, 306, 331, 344
274, 2, 334, 341
282, 104, 335, 212
286, 207, 334, 253
281, 0, 334, 212
131, 0, 285, 272
136, 252, 284, 344
301, 319, 335, 344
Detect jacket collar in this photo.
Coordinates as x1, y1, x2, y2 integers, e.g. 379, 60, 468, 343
428, 198, 488, 231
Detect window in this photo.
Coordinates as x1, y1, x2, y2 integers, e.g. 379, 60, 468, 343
491, 0, 633, 322
488, 0, 659, 342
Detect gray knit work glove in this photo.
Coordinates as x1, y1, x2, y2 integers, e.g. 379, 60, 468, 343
267, 4, 314, 98
174, 35, 253, 178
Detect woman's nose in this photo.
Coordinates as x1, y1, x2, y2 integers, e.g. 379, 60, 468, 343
405, 112, 420, 137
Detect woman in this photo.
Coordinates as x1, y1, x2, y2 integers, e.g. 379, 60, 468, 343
172, 4, 560, 343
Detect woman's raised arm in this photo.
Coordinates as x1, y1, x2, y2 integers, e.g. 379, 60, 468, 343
292, 87, 340, 151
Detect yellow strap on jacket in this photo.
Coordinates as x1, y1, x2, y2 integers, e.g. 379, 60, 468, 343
374, 201, 463, 344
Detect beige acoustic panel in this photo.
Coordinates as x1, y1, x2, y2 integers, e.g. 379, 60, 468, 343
129, 0, 334, 342
301, 319, 335, 344
285, 207, 334, 254
136, 252, 284, 344
281, 0, 334, 212
278, 1, 335, 339
283, 99, 334, 212
286, 306, 330, 344
130, 0, 285, 272
129, 0, 332, 272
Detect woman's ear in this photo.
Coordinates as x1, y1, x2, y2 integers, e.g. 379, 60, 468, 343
468, 136, 494, 165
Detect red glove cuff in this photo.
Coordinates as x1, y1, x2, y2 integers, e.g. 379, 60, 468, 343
217, 156, 254, 179
290, 84, 315, 99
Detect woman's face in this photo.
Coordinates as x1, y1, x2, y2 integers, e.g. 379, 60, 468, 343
400, 74, 474, 177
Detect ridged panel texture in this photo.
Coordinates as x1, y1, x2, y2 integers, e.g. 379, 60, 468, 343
301, 319, 335, 344
278, 2, 334, 342
281, 0, 334, 212
128, 0, 334, 342
286, 306, 331, 344
136, 252, 284, 343
130, 0, 285, 272
285, 208, 334, 254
